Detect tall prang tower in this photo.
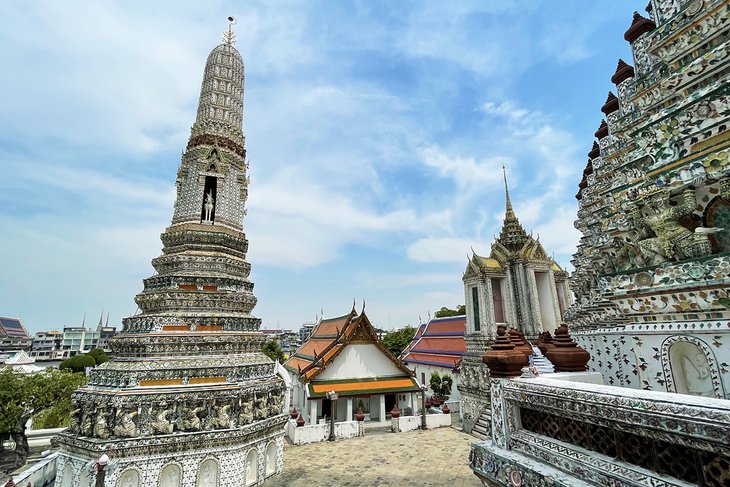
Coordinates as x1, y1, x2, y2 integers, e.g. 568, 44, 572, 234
54, 22, 287, 487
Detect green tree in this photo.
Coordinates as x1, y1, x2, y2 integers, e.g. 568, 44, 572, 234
434, 305, 466, 318
0, 369, 86, 467
429, 372, 454, 400
382, 325, 416, 357
88, 348, 109, 365
59, 354, 96, 373
262, 340, 285, 363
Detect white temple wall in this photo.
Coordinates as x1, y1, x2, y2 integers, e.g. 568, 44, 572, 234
408, 362, 461, 403
574, 323, 729, 399
316, 343, 404, 380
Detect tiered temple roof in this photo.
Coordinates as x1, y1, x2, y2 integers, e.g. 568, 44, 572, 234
284, 308, 419, 397
401, 315, 466, 370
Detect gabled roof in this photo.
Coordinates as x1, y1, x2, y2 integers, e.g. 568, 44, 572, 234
283, 307, 413, 383
400, 322, 427, 358
0, 317, 30, 339
401, 315, 466, 370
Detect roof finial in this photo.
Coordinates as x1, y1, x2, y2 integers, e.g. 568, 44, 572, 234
503, 165, 515, 219
223, 16, 237, 46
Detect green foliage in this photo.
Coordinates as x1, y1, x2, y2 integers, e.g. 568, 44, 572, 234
262, 340, 285, 363
382, 325, 416, 357
0, 368, 86, 465
434, 305, 466, 318
428, 372, 453, 400
59, 353, 97, 373
88, 348, 109, 365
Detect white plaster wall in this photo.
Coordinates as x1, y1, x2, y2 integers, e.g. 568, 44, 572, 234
409, 363, 461, 402
425, 413, 452, 428
317, 344, 404, 380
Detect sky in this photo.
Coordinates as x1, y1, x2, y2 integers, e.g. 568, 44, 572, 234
0, 1, 641, 334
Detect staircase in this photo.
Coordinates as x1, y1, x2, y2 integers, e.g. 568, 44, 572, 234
471, 408, 490, 440
530, 346, 554, 374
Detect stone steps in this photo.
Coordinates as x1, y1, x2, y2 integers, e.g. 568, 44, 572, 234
472, 409, 490, 440
531, 346, 554, 374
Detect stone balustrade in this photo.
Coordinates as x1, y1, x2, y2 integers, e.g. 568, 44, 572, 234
471, 375, 730, 486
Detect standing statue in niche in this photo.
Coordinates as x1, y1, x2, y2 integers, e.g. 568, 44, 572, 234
682, 351, 714, 397
203, 190, 215, 222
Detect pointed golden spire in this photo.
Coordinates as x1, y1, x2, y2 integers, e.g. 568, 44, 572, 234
503, 165, 516, 221
222, 16, 237, 45
496, 166, 530, 252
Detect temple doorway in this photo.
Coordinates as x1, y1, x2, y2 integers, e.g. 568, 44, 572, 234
385, 394, 396, 416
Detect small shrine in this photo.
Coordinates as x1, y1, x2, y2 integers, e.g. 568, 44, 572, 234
459, 169, 571, 437
284, 306, 421, 425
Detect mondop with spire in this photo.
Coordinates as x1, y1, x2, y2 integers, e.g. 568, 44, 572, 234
54, 19, 287, 487
458, 167, 573, 435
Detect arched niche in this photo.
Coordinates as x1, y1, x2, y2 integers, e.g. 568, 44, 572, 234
704, 196, 730, 252
60, 462, 74, 487
265, 441, 277, 476
158, 463, 182, 487
661, 335, 724, 399
79, 468, 92, 487
246, 449, 258, 486
196, 458, 219, 487
117, 468, 140, 487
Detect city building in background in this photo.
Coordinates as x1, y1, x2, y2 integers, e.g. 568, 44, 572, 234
29, 330, 65, 360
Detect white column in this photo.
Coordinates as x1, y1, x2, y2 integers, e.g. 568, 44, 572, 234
346, 397, 353, 421
310, 400, 318, 424
547, 269, 562, 326
378, 395, 386, 422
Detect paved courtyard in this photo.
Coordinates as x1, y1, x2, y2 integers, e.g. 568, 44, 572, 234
269, 426, 481, 487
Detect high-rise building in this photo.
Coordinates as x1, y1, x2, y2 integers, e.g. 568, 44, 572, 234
54, 22, 286, 487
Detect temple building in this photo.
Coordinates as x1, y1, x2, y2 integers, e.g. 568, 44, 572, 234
566, 0, 730, 399
0, 317, 32, 354
469, 3, 730, 486
54, 22, 286, 487
284, 307, 421, 425
400, 315, 466, 406
459, 172, 571, 436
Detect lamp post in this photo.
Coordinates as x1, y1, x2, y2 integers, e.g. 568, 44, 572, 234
326, 390, 338, 441
420, 385, 428, 430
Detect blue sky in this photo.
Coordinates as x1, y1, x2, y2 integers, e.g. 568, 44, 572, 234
0, 1, 640, 334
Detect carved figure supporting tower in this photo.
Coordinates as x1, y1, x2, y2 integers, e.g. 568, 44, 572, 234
54, 22, 286, 487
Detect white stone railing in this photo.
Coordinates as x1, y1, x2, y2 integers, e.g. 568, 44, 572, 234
471, 375, 730, 486
285, 419, 363, 445
391, 413, 452, 433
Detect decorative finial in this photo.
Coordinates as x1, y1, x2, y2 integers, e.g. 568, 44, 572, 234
502, 165, 515, 218
223, 16, 237, 45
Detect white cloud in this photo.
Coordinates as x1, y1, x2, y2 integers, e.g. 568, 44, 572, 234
406, 237, 481, 264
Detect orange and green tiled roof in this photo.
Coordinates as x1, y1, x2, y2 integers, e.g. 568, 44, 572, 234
307, 376, 420, 398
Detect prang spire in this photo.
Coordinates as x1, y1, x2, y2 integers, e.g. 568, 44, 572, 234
503, 165, 516, 221
496, 166, 530, 252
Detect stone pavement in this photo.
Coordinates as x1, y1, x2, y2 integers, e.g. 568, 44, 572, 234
268, 426, 481, 487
